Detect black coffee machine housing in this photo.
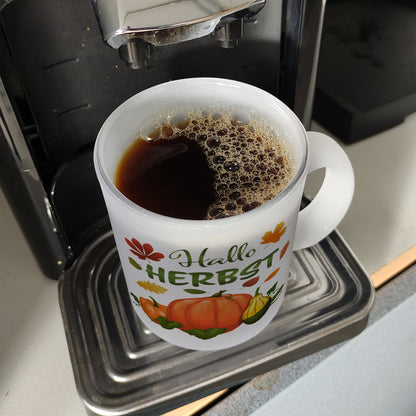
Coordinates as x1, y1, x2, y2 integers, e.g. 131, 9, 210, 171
0, 0, 325, 279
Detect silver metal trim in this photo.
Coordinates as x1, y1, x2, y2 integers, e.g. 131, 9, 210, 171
0, 76, 71, 274
92, 0, 265, 48
294, 0, 326, 126
0, 78, 39, 179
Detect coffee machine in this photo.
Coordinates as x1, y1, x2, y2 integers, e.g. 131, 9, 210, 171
0, 0, 325, 280
1, 3, 378, 415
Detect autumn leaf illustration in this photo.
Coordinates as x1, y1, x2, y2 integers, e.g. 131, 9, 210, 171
280, 241, 290, 259
125, 238, 165, 261
129, 257, 142, 269
261, 221, 287, 245
264, 267, 280, 282
242, 276, 260, 287
136, 280, 167, 294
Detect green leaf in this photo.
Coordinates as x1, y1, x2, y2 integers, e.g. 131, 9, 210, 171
267, 281, 278, 296
183, 288, 207, 295
130, 292, 140, 306
184, 328, 227, 340
149, 296, 159, 308
211, 290, 227, 298
158, 316, 183, 330
129, 257, 142, 269
271, 284, 284, 303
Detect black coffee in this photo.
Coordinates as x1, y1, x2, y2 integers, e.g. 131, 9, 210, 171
114, 110, 294, 220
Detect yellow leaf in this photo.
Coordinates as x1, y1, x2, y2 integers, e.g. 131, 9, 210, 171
136, 280, 167, 294
261, 221, 287, 244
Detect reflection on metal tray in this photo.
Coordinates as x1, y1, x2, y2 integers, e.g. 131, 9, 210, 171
59, 230, 374, 416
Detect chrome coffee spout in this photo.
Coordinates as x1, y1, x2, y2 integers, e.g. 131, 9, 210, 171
214, 19, 244, 48
92, 0, 266, 69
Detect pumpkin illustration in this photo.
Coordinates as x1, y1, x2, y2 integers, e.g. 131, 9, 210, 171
166, 293, 252, 332
140, 297, 167, 322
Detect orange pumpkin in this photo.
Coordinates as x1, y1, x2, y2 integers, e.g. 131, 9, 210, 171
140, 297, 167, 322
166, 293, 252, 332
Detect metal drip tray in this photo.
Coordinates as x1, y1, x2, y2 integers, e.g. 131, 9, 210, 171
59, 229, 374, 416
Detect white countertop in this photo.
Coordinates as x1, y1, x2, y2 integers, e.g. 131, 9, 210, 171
0, 189, 86, 415
250, 273, 416, 416
1, 113, 415, 416
310, 113, 416, 274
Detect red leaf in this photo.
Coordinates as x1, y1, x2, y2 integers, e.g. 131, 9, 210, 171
125, 237, 165, 262
243, 276, 260, 287
125, 238, 137, 251
130, 249, 146, 260
133, 238, 145, 254
148, 252, 165, 261
143, 243, 154, 256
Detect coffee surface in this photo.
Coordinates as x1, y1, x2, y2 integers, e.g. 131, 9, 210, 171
115, 111, 294, 220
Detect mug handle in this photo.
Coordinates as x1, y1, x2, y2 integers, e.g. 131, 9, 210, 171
293, 132, 355, 250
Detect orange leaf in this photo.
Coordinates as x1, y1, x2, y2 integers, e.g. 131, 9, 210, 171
280, 241, 290, 259
261, 221, 287, 245
264, 267, 280, 282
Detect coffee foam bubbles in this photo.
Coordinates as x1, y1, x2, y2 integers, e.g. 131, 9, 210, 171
141, 108, 294, 220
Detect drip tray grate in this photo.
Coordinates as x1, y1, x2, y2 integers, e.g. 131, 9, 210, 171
59, 230, 374, 416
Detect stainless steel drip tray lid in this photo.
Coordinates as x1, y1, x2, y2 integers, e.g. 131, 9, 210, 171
59, 229, 374, 416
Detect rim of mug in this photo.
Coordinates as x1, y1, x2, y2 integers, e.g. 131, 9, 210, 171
94, 77, 309, 227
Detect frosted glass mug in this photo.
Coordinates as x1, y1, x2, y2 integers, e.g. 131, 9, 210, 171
94, 78, 354, 350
